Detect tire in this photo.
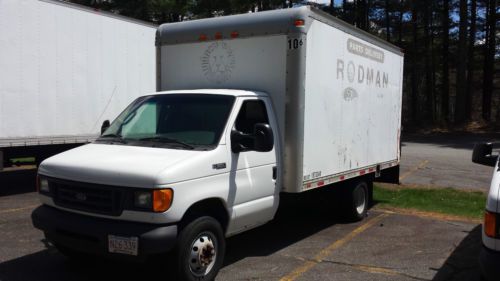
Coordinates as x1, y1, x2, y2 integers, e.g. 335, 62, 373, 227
175, 216, 225, 281
344, 180, 369, 222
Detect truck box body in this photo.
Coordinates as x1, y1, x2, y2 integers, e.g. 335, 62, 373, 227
156, 6, 404, 193
0, 0, 156, 148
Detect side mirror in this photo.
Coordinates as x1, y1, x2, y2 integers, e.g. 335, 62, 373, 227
230, 123, 274, 153
472, 142, 497, 167
253, 123, 274, 152
101, 120, 110, 135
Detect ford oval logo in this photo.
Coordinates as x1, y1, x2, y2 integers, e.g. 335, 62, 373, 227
75, 193, 87, 201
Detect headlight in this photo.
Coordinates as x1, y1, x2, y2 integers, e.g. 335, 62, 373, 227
133, 189, 173, 212
37, 176, 50, 193
134, 191, 152, 209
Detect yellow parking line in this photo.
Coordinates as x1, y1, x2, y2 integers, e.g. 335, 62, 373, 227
0, 205, 39, 215
280, 213, 390, 281
399, 160, 429, 181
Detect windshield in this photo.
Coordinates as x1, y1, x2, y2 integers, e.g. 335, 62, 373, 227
98, 94, 235, 150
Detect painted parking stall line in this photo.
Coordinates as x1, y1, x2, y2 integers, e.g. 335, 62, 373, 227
279, 213, 390, 281
399, 160, 429, 181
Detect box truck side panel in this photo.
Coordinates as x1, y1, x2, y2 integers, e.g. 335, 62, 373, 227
159, 35, 288, 141
302, 20, 402, 190
0, 0, 156, 147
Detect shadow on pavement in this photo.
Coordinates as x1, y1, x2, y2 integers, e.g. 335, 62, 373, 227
432, 224, 482, 281
402, 132, 500, 150
0, 188, 348, 281
0, 169, 37, 196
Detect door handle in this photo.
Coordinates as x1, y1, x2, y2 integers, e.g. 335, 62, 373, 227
272, 166, 277, 180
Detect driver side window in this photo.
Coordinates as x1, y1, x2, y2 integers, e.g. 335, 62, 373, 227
235, 100, 269, 134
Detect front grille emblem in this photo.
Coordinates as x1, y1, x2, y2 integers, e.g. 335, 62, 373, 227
75, 192, 87, 201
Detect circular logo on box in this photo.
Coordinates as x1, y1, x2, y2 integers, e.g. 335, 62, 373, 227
343, 87, 358, 101
201, 42, 235, 84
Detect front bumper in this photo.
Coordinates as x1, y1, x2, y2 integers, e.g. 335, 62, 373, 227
479, 245, 500, 281
31, 205, 178, 260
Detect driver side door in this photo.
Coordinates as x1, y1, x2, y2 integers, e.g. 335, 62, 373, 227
226, 97, 278, 234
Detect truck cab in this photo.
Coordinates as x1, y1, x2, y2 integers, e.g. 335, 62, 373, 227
33, 89, 280, 280
472, 142, 500, 281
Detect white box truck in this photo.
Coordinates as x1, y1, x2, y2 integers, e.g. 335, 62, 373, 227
32, 6, 403, 280
0, 0, 156, 169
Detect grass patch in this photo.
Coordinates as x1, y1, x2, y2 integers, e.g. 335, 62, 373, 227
10, 157, 35, 164
374, 184, 487, 220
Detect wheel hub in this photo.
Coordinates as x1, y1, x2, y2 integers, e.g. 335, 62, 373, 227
189, 233, 217, 277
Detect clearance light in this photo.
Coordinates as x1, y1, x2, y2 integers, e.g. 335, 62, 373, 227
230, 31, 239, 38
214, 32, 223, 40
153, 189, 173, 212
294, 19, 305, 27
199, 34, 208, 41
484, 211, 497, 238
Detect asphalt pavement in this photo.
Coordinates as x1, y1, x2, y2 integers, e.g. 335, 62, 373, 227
400, 133, 500, 191
0, 187, 483, 281
0, 133, 494, 280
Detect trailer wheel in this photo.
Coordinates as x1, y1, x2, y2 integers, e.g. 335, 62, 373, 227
345, 180, 369, 221
176, 216, 225, 281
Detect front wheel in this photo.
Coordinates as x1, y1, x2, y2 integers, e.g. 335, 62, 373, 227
175, 216, 225, 281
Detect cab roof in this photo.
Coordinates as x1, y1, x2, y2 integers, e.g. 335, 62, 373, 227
147, 89, 267, 98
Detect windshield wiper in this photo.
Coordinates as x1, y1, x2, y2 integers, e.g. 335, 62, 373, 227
137, 137, 194, 150
98, 133, 127, 143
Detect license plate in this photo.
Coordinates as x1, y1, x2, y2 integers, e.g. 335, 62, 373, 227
108, 235, 138, 256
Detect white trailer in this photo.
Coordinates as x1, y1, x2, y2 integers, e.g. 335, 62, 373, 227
32, 6, 403, 280
0, 0, 156, 168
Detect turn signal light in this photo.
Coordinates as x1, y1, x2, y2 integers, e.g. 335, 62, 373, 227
199, 34, 208, 41
484, 211, 497, 238
294, 19, 305, 27
230, 31, 239, 38
214, 32, 223, 40
153, 189, 173, 212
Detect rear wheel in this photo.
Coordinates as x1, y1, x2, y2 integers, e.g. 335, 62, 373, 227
344, 180, 369, 221
175, 216, 225, 281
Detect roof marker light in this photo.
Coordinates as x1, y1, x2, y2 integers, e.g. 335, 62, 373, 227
294, 19, 305, 27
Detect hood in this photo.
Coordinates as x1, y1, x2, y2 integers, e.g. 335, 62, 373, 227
38, 143, 205, 187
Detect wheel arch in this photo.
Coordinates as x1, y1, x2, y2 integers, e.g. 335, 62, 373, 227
180, 198, 230, 233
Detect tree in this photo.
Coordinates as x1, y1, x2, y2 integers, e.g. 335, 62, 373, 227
455, 0, 468, 123
410, 0, 419, 124
423, 0, 435, 121
441, 0, 450, 122
384, 0, 391, 42
466, 0, 477, 120
482, 0, 497, 121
